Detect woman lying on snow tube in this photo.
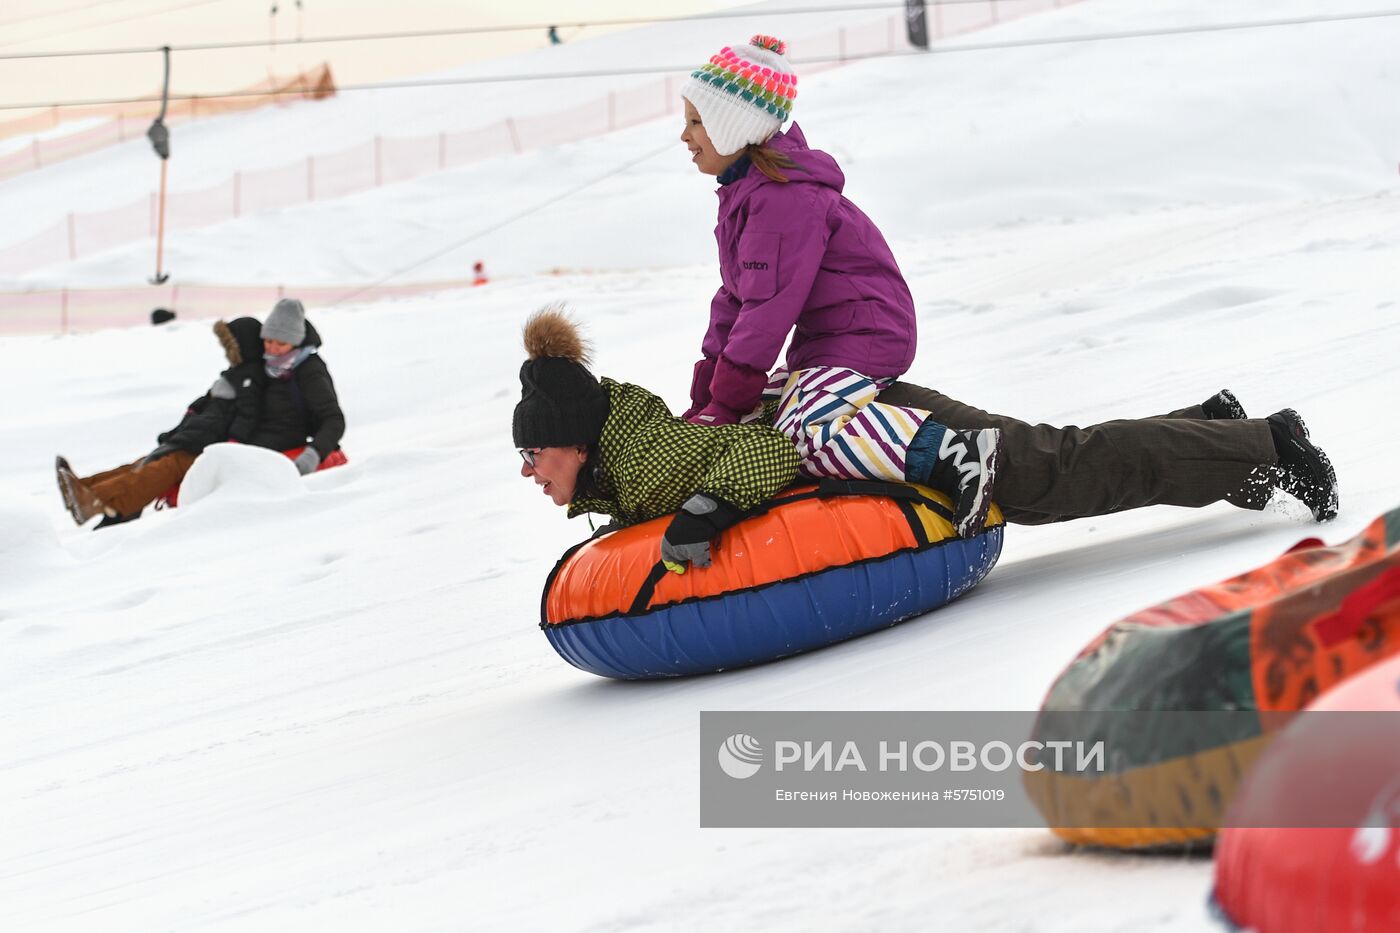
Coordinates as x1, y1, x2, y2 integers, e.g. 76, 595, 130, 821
513, 308, 1003, 679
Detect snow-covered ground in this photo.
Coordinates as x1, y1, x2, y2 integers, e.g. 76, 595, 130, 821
0, 1, 898, 254
2, 0, 1399, 929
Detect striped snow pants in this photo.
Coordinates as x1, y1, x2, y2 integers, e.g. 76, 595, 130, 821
766, 367, 932, 483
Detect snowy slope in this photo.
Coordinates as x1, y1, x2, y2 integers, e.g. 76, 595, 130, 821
0, 0, 897, 248
5, 0, 1398, 289
2, 0, 1400, 930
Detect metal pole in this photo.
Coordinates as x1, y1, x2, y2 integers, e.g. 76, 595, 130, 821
154, 161, 169, 276
147, 46, 172, 284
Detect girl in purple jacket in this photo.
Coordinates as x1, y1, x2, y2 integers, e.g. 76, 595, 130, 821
676, 36, 1341, 535
678, 35, 1001, 537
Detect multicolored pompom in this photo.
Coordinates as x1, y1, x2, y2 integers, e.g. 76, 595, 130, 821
749, 34, 787, 56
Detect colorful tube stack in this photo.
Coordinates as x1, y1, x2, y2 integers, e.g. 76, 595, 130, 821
1026, 504, 1400, 849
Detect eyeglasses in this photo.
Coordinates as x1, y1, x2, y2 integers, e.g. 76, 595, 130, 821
518, 448, 539, 467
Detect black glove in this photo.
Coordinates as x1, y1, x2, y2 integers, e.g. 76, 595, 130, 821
660, 493, 745, 573
142, 443, 180, 466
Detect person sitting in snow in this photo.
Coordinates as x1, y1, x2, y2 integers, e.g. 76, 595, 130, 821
242, 298, 346, 477
57, 298, 347, 529
514, 306, 798, 573
675, 35, 1340, 527
56, 316, 267, 529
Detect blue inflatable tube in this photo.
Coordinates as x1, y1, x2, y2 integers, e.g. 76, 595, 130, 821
540, 481, 1004, 680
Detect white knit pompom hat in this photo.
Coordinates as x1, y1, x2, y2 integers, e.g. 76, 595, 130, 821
680, 34, 798, 156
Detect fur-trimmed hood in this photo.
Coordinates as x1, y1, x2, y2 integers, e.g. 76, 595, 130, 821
215, 315, 324, 366
214, 317, 265, 366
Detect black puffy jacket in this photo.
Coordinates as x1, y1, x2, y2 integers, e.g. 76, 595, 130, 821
245, 319, 346, 458
158, 317, 268, 454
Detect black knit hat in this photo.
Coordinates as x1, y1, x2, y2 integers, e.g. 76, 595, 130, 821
512, 307, 609, 449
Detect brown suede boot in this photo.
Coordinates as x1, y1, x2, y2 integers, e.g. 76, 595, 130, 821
55, 456, 107, 525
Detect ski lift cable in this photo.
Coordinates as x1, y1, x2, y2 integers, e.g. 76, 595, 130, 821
0, 0, 232, 55
0, 0, 1322, 61
0, 0, 156, 31
0, 6, 1396, 110
327, 140, 673, 307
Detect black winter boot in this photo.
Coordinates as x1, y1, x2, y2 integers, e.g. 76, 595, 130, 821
908, 424, 1002, 538
1202, 389, 1247, 421
1267, 409, 1338, 522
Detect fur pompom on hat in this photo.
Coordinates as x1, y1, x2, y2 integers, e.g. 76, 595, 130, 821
681, 34, 797, 156
513, 306, 610, 450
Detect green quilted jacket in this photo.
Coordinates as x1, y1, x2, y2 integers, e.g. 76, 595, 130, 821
568, 378, 799, 527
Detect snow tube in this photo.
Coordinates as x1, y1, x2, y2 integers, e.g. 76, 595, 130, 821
1025, 503, 1400, 850
156, 445, 348, 509
540, 480, 1004, 680
1212, 651, 1400, 933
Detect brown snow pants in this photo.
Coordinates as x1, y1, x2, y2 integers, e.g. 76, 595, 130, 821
81, 450, 197, 517
876, 382, 1277, 526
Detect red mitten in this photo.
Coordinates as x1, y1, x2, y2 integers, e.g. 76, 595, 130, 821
697, 355, 768, 423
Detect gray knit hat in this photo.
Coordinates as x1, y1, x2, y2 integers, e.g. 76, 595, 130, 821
262, 298, 307, 346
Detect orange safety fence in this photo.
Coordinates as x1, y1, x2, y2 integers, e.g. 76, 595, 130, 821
0, 63, 335, 146
0, 2, 1079, 280
0, 279, 478, 336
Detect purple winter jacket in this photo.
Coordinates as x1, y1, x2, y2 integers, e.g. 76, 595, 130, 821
687, 123, 917, 423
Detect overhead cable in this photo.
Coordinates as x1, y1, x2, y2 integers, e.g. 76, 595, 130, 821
2, 7, 1396, 112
